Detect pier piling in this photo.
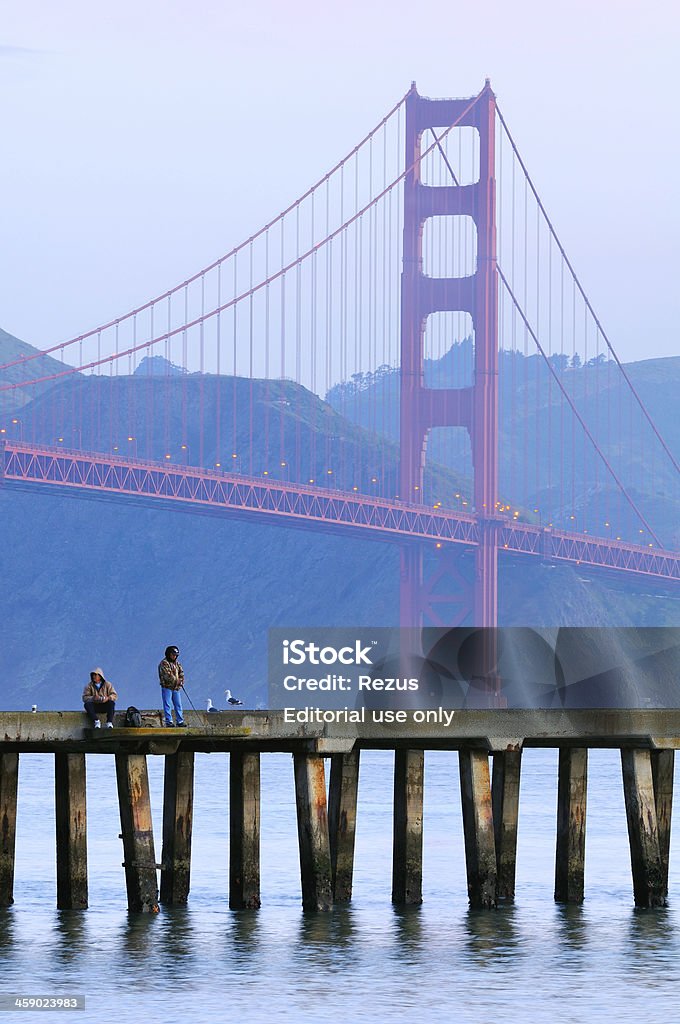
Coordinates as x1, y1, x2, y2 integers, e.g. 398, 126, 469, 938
115, 753, 159, 913
294, 753, 333, 912
0, 753, 18, 906
491, 749, 522, 901
229, 751, 261, 909
554, 748, 588, 904
651, 749, 674, 896
55, 753, 88, 910
621, 749, 666, 907
160, 751, 194, 905
459, 749, 497, 908
392, 749, 424, 905
328, 750, 360, 902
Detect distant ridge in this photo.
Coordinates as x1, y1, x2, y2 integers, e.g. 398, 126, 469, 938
0, 327, 82, 413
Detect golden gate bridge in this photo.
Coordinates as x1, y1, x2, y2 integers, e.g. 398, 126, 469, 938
1, 82, 679, 631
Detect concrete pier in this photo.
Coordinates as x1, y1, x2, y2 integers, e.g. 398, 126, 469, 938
55, 753, 88, 909
293, 753, 332, 912
160, 751, 194, 905
392, 749, 424, 905
328, 750, 360, 902
115, 753, 159, 913
1, 711, 679, 913
0, 752, 18, 906
554, 748, 588, 904
459, 750, 497, 908
229, 751, 261, 909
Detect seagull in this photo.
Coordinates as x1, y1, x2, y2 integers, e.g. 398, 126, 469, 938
206, 698, 221, 713
224, 689, 244, 706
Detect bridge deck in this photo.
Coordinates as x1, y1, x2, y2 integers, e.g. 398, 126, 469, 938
4, 709, 680, 753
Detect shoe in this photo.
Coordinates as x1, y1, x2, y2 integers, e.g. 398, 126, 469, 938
105, 722, 114, 729
164, 722, 175, 728
94, 720, 101, 729
176, 721, 187, 727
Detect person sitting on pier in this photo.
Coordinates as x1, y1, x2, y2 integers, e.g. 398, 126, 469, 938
82, 668, 118, 729
158, 645, 186, 727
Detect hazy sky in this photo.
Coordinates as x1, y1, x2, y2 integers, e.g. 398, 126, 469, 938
1, 0, 678, 364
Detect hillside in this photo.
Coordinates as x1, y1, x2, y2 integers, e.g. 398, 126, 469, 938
326, 342, 680, 547
0, 327, 82, 414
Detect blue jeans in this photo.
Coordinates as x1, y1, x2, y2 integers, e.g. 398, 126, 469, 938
161, 687, 184, 725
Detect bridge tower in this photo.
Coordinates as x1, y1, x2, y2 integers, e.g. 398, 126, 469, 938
399, 81, 498, 630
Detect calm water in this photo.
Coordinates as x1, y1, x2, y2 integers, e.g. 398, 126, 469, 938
3, 749, 680, 1023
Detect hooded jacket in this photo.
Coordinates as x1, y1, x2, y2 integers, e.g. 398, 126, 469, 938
82, 668, 118, 703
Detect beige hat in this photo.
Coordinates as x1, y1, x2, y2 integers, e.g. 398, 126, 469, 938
90, 667, 107, 680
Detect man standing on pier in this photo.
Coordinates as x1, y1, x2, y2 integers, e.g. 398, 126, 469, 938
158, 645, 187, 727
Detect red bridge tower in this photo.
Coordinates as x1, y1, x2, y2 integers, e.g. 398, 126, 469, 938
399, 81, 499, 630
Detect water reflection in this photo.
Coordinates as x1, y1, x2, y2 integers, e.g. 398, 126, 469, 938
391, 905, 423, 950
627, 906, 676, 971
0, 908, 15, 949
117, 911, 161, 984
554, 903, 588, 950
157, 905, 199, 969
296, 905, 359, 966
228, 908, 262, 970
51, 910, 87, 967
463, 906, 520, 964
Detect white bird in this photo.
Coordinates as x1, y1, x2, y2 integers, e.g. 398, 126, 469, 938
206, 698, 221, 713
224, 689, 244, 706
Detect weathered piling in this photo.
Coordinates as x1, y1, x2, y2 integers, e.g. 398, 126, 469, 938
621, 749, 666, 907
554, 748, 588, 904
491, 749, 522, 901
293, 753, 332, 912
160, 751, 194, 905
328, 750, 360, 902
392, 749, 424, 905
651, 749, 674, 896
0, 753, 19, 906
229, 751, 261, 909
115, 753, 159, 913
54, 753, 88, 910
459, 749, 497, 908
